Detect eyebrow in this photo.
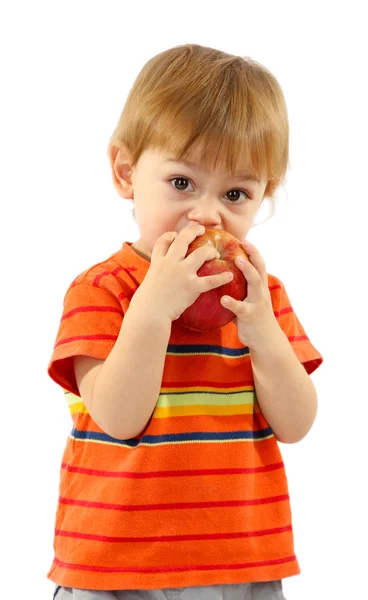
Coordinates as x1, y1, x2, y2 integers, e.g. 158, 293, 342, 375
164, 159, 260, 183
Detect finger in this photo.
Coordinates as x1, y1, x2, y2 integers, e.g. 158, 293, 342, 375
234, 255, 263, 302
220, 294, 247, 315
151, 231, 178, 261
185, 243, 220, 271
167, 222, 205, 260
241, 240, 268, 287
199, 270, 235, 292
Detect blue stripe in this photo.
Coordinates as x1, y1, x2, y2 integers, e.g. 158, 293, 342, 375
167, 343, 249, 357
53, 586, 61, 599
71, 427, 273, 446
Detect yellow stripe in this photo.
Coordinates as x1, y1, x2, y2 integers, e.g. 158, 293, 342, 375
153, 404, 256, 418
69, 403, 259, 418
64, 391, 88, 415
69, 402, 89, 415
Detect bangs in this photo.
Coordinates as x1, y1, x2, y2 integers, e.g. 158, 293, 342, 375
146, 106, 272, 182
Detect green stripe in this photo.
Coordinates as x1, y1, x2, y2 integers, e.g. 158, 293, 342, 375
64, 391, 82, 406
65, 390, 255, 408
157, 391, 255, 407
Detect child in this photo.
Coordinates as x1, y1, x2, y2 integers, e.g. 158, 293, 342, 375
48, 44, 323, 600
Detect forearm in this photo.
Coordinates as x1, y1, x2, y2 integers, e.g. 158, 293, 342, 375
250, 327, 317, 443
92, 300, 172, 440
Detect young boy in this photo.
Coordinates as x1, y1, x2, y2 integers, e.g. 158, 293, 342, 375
48, 44, 323, 600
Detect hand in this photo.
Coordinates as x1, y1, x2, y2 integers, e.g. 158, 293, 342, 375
220, 240, 280, 350
133, 222, 234, 323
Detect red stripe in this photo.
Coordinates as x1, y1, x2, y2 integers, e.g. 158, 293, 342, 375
268, 284, 282, 292
162, 379, 254, 389
55, 334, 117, 348
70, 266, 137, 289
93, 268, 124, 287
59, 494, 289, 512
62, 305, 121, 321
61, 462, 284, 479
117, 292, 129, 302
56, 525, 292, 544
288, 335, 308, 342
274, 306, 293, 318
53, 554, 296, 574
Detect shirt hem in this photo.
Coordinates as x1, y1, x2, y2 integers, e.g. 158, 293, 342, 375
47, 560, 300, 590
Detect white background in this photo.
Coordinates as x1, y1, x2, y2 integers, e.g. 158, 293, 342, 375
1, 1, 367, 598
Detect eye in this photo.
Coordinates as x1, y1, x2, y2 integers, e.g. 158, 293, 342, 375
169, 177, 252, 203
170, 177, 194, 192
225, 189, 252, 203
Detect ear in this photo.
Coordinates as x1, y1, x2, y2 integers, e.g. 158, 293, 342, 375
108, 143, 135, 199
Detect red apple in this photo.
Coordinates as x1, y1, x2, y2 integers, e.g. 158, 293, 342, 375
175, 228, 249, 331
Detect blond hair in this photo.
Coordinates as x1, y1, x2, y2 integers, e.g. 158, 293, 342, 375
108, 43, 289, 205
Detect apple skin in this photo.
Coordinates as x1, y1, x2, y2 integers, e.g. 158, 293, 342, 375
175, 228, 249, 331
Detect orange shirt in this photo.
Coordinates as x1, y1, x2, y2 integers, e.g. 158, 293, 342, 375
47, 241, 323, 590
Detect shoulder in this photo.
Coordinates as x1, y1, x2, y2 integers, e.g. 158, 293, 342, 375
65, 247, 141, 310
71, 249, 138, 290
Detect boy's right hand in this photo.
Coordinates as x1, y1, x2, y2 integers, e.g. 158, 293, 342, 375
131, 222, 233, 323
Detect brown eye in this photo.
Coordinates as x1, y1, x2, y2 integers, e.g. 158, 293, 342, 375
170, 177, 193, 191
225, 189, 250, 203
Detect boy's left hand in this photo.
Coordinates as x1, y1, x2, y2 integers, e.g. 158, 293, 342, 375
220, 240, 281, 350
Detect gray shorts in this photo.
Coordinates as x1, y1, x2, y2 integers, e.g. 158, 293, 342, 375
53, 581, 286, 600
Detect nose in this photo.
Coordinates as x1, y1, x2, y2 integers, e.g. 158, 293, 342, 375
187, 196, 222, 228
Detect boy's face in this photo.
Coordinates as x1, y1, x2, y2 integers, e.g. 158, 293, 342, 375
113, 146, 268, 261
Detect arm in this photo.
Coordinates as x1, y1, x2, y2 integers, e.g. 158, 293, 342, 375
74, 223, 231, 441
250, 327, 318, 444
219, 241, 320, 445
75, 302, 172, 440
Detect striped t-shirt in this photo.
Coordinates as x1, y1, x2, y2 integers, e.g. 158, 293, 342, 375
47, 241, 323, 591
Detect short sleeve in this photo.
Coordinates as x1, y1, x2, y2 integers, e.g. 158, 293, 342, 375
47, 283, 124, 396
269, 276, 323, 375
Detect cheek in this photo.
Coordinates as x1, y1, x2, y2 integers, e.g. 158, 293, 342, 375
224, 220, 251, 244
135, 201, 176, 240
